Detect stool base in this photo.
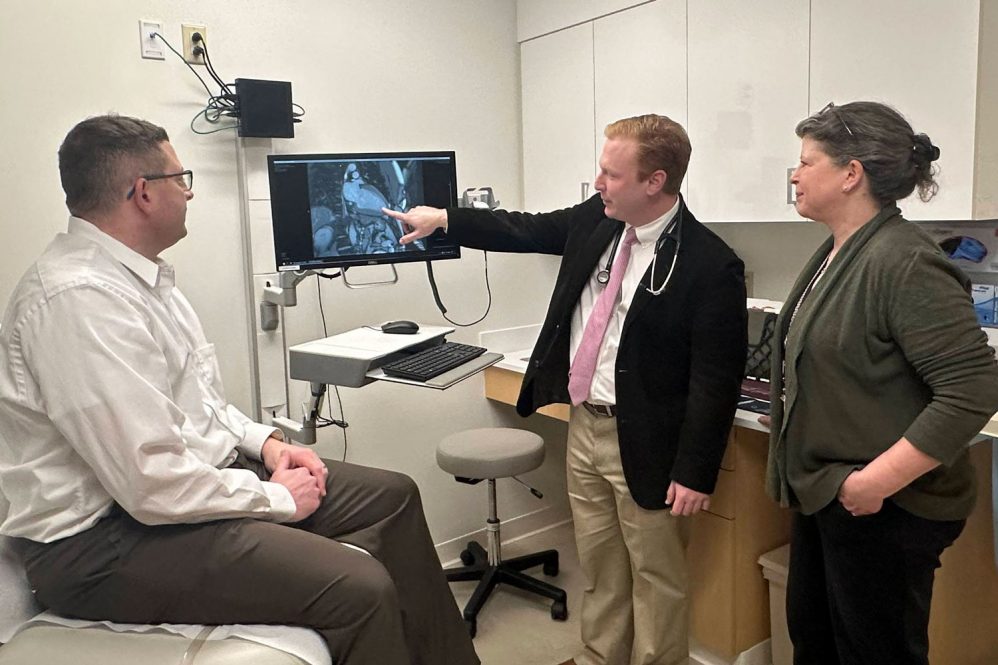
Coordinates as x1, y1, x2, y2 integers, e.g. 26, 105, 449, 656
444, 540, 568, 637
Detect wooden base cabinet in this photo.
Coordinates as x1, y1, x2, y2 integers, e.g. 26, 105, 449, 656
928, 440, 998, 665
484, 366, 998, 662
688, 427, 792, 660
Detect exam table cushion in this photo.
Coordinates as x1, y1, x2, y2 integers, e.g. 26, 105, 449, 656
0, 623, 311, 664
0, 535, 329, 664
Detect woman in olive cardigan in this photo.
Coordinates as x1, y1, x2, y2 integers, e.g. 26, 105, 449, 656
767, 101, 998, 665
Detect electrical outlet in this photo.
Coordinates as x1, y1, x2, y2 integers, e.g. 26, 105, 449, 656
139, 19, 165, 60
181, 24, 208, 65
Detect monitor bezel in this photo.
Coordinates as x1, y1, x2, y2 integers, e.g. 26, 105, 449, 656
267, 150, 460, 272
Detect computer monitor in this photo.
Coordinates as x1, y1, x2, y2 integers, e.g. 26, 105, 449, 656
267, 151, 460, 271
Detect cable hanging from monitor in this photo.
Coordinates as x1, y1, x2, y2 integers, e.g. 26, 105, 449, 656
425, 253, 492, 327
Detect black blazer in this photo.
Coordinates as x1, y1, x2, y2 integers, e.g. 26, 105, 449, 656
447, 195, 747, 508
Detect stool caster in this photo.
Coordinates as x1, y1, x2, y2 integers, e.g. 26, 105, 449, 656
465, 617, 477, 638
551, 600, 568, 621
460, 548, 475, 566
542, 556, 559, 577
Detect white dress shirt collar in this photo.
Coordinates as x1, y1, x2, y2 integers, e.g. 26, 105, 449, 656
67, 216, 175, 294
626, 196, 680, 248
570, 197, 682, 405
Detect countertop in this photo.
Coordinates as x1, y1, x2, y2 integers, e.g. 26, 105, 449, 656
480, 314, 998, 439
479, 322, 771, 434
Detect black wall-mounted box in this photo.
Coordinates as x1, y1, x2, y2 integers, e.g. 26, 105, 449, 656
234, 78, 294, 139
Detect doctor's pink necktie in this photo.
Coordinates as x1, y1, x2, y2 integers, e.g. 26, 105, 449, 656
568, 227, 638, 406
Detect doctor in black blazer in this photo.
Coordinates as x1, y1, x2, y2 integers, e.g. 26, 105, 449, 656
385, 115, 747, 665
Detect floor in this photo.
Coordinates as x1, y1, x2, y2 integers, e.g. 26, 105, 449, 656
448, 521, 771, 665
448, 521, 584, 665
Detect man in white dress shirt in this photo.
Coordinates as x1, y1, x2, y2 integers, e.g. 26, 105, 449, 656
0, 114, 478, 665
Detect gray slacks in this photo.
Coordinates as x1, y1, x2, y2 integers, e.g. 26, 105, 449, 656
20, 457, 479, 665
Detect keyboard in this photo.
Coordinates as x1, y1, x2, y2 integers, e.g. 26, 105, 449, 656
739, 378, 771, 415
381, 342, 488, 382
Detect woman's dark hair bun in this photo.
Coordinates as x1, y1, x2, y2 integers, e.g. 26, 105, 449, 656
913, 134, 940, 162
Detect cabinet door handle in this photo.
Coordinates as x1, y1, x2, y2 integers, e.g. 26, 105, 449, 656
581, 182, 590, 201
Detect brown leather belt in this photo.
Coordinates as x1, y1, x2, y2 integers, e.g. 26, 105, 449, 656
582, 401, 617, 418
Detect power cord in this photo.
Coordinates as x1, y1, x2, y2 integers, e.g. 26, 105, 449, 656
188, 32, 240, 134
152, 31, 239, 134
153, 30, 305, 133
316, 277, 349, 461
152, 32, 215, 97
193, 33, 233, 97
196, 31, 306, 126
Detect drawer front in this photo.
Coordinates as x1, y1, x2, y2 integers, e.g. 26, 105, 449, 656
705, 468, 735, 520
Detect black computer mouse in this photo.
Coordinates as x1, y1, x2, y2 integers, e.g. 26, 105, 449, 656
381, 320, 420, 334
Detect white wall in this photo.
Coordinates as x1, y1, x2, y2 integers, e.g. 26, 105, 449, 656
706, 222, 831, 300
0, 0, 569, 553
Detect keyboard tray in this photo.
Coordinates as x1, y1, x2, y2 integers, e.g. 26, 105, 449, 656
367, 352, 504, 389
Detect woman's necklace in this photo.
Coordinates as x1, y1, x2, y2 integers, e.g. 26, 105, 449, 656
788, 252, 832, 331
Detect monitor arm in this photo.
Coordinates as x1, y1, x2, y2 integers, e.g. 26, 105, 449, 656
262, 270, 314, 308
259, 270, 314, 332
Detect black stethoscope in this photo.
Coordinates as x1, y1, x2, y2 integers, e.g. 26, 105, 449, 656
595, 204, 684, 296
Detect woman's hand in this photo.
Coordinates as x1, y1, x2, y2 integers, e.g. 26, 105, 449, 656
837, 469, 884, 516
837, 437, 941, 516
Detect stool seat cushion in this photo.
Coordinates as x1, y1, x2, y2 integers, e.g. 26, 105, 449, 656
437, 428, 544, 479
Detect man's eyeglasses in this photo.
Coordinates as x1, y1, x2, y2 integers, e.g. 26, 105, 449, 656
817, 102, 854, 138
126, 170, 194, 199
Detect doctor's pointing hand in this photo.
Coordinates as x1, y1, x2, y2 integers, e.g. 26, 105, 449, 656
382, 206, 447, 245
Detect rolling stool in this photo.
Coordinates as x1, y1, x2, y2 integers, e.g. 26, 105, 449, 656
437, 427, 568, 637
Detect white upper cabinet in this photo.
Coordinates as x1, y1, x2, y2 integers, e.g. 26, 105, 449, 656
686, 0, 809, 222
520, 1, 686, 212
593, 0, 687, 173
520, 22, 596, 212
519, 0, 995, 221
517, 0, 652, 42
809, 0, 981, 221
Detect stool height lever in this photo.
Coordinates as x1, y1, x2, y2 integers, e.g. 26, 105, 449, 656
512, 476, 543, 499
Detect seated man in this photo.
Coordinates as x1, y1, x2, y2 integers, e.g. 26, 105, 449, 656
0, 114, 479, 665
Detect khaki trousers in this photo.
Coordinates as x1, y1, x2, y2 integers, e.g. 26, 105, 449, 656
567, 407, 690, 665
20, 456, 479, 665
